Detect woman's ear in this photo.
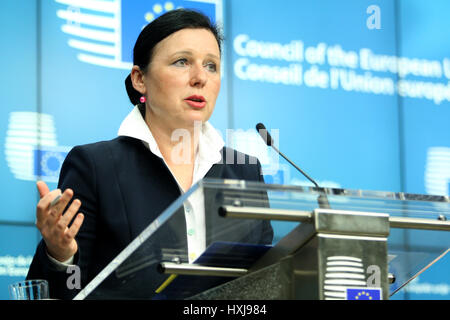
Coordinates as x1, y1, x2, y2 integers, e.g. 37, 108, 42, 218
130, 65, 146, 95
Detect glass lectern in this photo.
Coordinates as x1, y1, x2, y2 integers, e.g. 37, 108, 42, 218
73, 179, 450, 300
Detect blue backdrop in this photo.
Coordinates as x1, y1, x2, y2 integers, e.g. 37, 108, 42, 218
0, 0, 449, 300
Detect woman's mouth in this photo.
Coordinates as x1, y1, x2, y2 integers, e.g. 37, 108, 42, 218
184, 95, 206, 109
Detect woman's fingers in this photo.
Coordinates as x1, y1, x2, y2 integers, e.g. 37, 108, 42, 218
65, 213, 84, 241
35, 185, 84, 262
37, 189, 61, 211
36, 189, 62, 228
58, 199, 81, 231
36, 181, 50, 198
46, 189, 75, 227
36, 187, 82, 238
49, 188, 73, 216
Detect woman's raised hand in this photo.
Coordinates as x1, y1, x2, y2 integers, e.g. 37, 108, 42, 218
35, 181, 85, 262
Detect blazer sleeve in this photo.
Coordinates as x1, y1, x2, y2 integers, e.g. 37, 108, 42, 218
26, 145, 99, 300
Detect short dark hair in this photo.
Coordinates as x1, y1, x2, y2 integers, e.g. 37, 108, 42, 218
125, 9, 223, 105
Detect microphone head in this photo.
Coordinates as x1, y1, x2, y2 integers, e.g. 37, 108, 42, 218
256, 123, 272, 146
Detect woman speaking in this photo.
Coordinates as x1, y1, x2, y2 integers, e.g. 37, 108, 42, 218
27, 9, 273, 299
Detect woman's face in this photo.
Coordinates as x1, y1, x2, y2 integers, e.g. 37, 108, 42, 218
139, 28, 221, 130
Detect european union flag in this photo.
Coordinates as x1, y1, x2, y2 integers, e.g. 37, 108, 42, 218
346, 288, 382, 300
33, 147, 70, 182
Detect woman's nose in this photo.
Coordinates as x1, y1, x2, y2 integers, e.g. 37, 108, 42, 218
189, 63, 207, 87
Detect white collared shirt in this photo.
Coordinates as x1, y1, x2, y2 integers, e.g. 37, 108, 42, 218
118, 106, 225, 262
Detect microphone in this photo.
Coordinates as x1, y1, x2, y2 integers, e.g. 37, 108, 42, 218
256, 123, 319, 188
256, 123, 330, 208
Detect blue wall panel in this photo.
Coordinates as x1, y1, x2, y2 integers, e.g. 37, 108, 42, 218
228, 0, 401, 193
0, 0, 39, 224
0, 225, 39, 300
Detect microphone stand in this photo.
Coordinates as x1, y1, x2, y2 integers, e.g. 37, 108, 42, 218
257, 124, 331, 209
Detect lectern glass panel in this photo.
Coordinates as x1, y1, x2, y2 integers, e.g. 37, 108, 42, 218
73, 179, 450, 299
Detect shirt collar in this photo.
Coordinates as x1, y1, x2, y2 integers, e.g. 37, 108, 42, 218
118, 105, 163, 157
117, 105, 225, 168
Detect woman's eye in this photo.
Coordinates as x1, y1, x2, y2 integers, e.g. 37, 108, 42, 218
173, 59, 188, 67
205, 62, 217, 72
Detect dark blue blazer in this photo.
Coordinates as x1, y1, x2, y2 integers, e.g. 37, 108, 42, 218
27, 136, 273, 299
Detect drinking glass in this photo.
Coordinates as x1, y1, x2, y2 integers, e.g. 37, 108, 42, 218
9, 279, 49, 300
